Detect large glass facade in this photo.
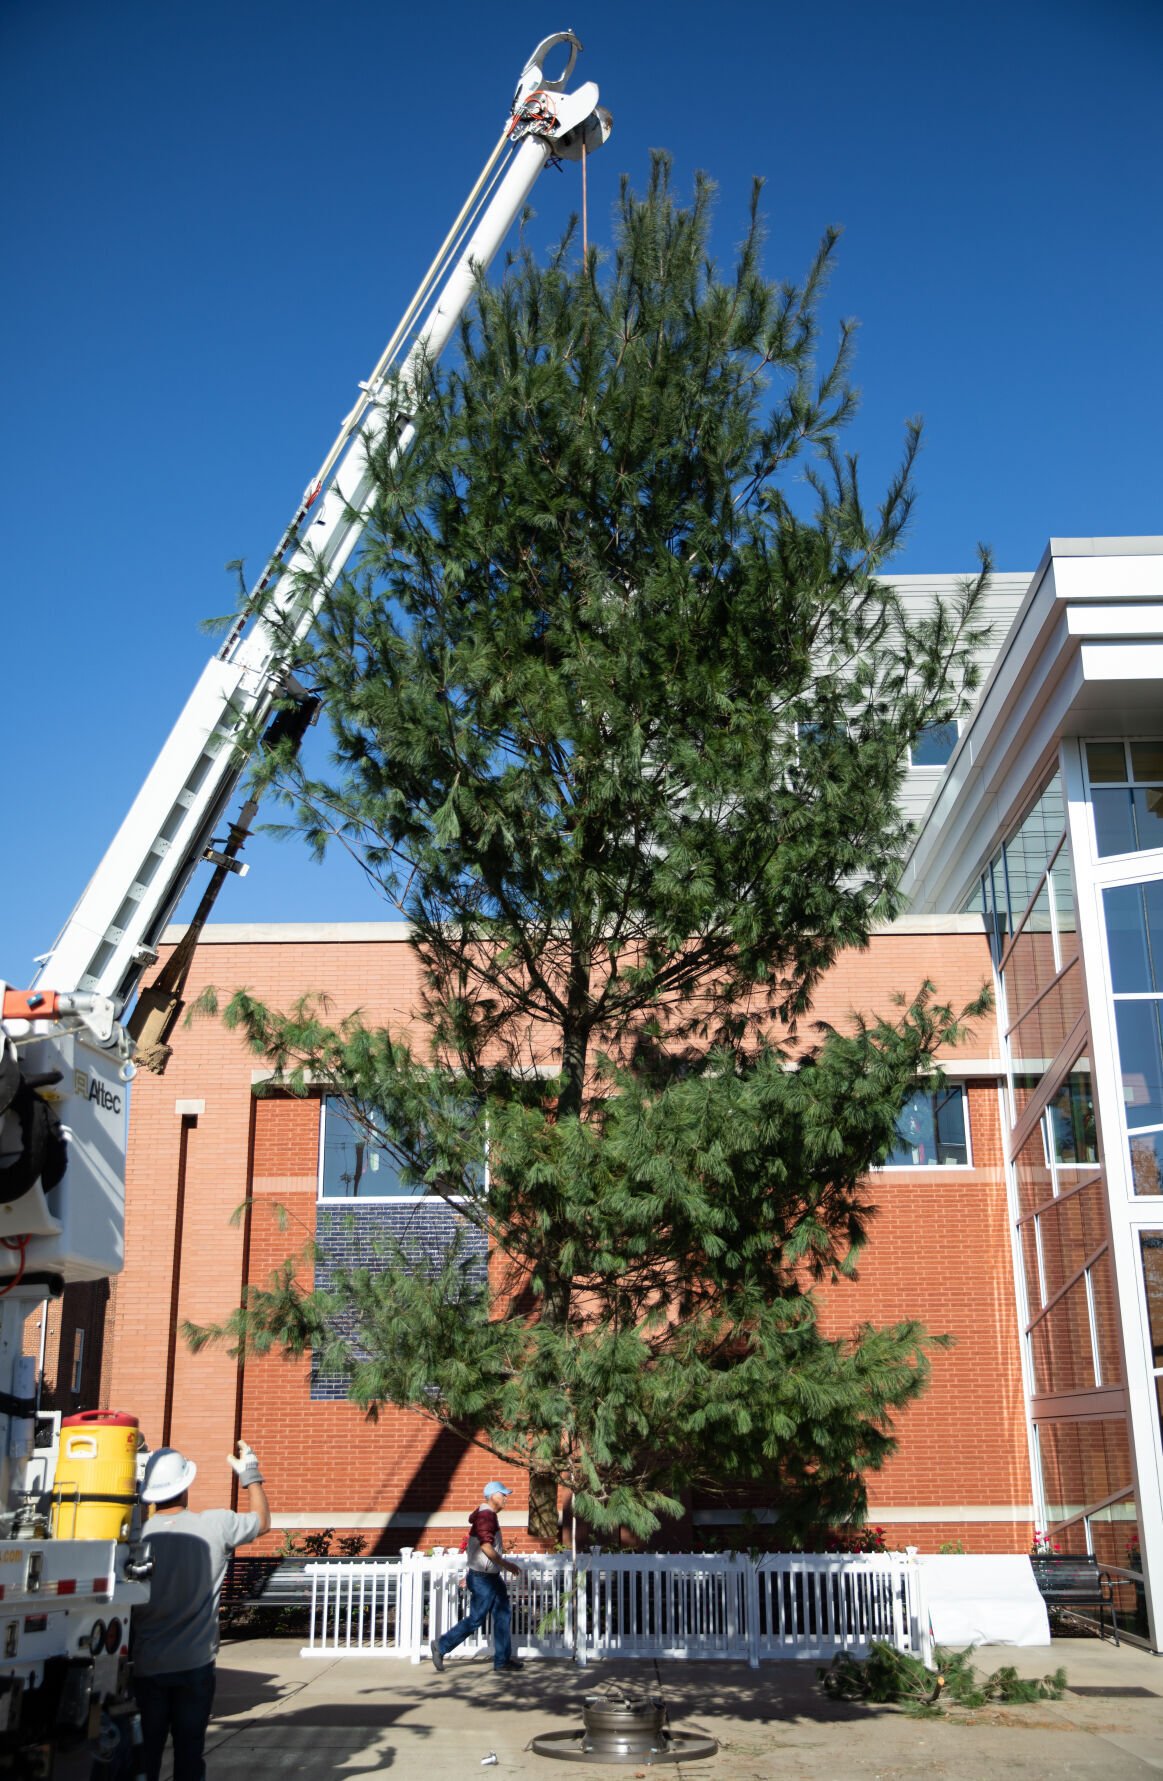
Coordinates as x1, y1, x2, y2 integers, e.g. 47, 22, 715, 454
982, 771, 1136, 1566
1101, 878, 1163, 1194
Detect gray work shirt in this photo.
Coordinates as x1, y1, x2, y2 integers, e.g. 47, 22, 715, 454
133, 1508, 260, 1675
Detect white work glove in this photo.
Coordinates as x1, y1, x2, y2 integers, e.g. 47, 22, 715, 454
227, 1439, 264, 1488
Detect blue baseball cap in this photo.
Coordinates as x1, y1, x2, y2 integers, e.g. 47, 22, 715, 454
482, 1481, 512, 1497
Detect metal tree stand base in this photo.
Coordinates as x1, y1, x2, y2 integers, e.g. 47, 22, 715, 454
530, 1685, 719, 1766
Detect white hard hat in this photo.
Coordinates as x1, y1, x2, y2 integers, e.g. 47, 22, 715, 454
141, 1447, 197, 1504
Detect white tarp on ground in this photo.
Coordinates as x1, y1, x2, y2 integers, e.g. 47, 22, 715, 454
919, 1554, 1050, 1647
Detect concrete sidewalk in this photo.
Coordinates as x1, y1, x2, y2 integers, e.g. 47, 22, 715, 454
182, 1634, 1163, 1778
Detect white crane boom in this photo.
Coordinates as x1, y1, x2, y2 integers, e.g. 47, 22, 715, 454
36, 33, 610, 1013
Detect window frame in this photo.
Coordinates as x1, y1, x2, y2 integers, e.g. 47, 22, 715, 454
316, 1093, 486, 1204
1084, 738, 1163, 862
907, 719, 960, 769
874, 1081, 974, 1171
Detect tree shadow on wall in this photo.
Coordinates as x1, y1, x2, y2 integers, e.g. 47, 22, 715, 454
366, 1421, 477, 1557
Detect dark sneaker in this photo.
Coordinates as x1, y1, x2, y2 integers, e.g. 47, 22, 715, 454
495, 1659, 525, 1672
430, 1646, 445, 1674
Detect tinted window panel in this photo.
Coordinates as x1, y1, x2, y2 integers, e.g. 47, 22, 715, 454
1105, 883, 1154, 994
1086, 742, 1127, 784
1130, 1132, 1163, 1197
1090, 1250, 1122, 1386
911, 722, 958, 767
1007, 962, 1084, 1071
1030, 1282, 1096, 1395
1131, 787, 1163, 853
1045, 1063, 1098, 1165
1093, 787, 1138, 857
884, 1088, 968, 1166
1142, 1232, 1163, 1362
1112, 1001, 1163, 1129
1130, 741, 1163, 781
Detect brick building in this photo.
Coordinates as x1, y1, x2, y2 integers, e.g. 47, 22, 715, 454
39, 539, 1163, 1646
86, 915, 1021, 1559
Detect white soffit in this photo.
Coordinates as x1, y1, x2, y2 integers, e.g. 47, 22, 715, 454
903, 538, 1163, 915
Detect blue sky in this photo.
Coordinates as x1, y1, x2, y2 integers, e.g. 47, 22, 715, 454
3, 0, 1160, 983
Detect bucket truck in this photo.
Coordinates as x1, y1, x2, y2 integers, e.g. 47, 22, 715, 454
0, 33, 609, 1772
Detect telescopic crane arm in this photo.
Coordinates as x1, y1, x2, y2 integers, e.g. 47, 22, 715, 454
1, 29, 609, 1279
31, 33, 610, 1052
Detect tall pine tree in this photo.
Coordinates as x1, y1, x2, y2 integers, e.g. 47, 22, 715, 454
192, 160, 991, 1544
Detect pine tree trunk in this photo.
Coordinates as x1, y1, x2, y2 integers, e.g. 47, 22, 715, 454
527, 976, 590, 1549
528, 1469, 560, 1545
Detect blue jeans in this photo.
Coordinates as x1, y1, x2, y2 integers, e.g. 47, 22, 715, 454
133, 1661, 216, 1781
436, 1569, 512, 1669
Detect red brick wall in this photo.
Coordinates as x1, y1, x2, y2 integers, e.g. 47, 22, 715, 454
816, 1090, 1032, 1553
110, 925, 1032, 1555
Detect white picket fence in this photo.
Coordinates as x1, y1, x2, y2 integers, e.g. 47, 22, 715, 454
302, 1549, 931, 1668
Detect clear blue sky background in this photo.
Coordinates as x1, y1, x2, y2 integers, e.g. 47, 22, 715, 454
3, 0, 1160, 983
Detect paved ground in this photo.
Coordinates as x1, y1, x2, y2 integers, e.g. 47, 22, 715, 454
179, 1633, 1163, 1779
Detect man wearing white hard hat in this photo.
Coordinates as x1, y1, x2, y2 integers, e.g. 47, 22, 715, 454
431, 1482, 524, 1675
132, 1439, 270, 1780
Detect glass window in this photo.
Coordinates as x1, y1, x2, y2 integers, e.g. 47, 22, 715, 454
1006, 962, 1084, 1078
1037, 1191, 1097, 1305
1140, 1232, 1163, 1368
1030, 1282, 1098, 1395
1015, 1124, 1055, 1219
1092, 787, 1138, 858
882, 1086, 969, 1166
1103, 881, 1163, 1191
910, 721, 959, 767
320, 1099, 418, 1198
1112, 1001, 1163, 1129
1130, 1132, 1163, 1197
1084, 1492, 1138, 1576
1089, 1250, 1122, 1386
1045, 1063, 1098, 1166
1002, 885, 1055, 1024
981, 775, 1068, 966
1087, 740, 1163, 857
1104, 881, 1163, 994
1003, 778, 1066, 917
1019, 1220, 1043, 1315
980, 860, 1009, 964
1050, 851, 1079, 969
795, 720, 847, 749
1086, 742, 1129, 784
318, 1096, 484, 1199
1036, 1417, 1132, 1522
1131, 741, 1163, 781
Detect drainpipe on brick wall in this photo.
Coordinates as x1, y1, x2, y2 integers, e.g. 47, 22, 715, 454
229, 1095, 258, 1511
34, 1305, 48, 1412
162, 1114, 196, 1446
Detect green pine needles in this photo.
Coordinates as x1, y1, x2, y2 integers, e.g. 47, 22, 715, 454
821, 1642, 1068, 1715
193, 157, 992, 1544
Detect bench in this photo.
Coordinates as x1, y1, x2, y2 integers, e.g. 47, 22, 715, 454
221, 1555, 351, 1619
1030, 1553, 1120, 1644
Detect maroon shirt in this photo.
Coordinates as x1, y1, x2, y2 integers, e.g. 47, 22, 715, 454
466, 1505, 503, 1573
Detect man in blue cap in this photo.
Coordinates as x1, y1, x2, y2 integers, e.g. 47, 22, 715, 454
431, 1482, 524, 1674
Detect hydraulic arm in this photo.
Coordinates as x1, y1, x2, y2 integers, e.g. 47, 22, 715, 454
33, 33, 610, 1043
